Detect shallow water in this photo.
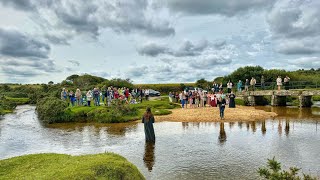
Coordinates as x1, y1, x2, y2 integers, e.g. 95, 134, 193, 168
1, 105, 320, 179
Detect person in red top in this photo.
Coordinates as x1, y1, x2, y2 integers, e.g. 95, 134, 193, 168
125, 88, 129, 99
114, 88, 119, 99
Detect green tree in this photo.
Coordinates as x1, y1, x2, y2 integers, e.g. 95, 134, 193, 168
195, 78, 211, 90
225, 66, 264, 83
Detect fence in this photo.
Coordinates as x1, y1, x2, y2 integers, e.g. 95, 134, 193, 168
254, 81, 319, 90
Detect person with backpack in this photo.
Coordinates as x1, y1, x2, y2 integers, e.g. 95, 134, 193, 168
93, 88, 100, 106
69, 90, 76, 107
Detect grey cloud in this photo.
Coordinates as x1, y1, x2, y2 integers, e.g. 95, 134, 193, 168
213, 40, 227, 49
53, 1, 100, 37
125, 62, 228, 83
189, 56, 232, 69
0, 58, 61, 73
0, 66, 42, 77
277, 38, 320, 55
4, 0, 175, 41
0, 0, 35, 11
268, 0, 320, 39
268, 0, 320, 55
163, 0, 275, 16
126, 66, 149, 78
138, 43, 168, 57
138, 40, 209, 57
44, 34, 70, 45
288, 57, 320, 69
0, 28, 50, 59
68, 60, 80, 66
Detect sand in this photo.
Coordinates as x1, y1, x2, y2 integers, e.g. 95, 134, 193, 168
155, 106, 277, 122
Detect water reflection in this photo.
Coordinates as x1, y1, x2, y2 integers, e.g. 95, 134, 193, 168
261, 121, 266, 135
278, 120, 282, 136
285, 120, 290, 136
255, 106, 320, 120
143, 142, 155, 172
238, 121, 243, 129
47, 122, 138, 137
218, 122, 227, 144
251, 121, 257, 133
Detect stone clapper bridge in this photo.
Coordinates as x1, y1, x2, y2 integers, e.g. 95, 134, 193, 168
237, 90, 320, 107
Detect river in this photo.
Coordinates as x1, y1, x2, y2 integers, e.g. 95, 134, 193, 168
1, 105, 320, 179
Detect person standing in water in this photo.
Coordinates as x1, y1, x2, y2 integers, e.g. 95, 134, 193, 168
142, 107, 155, 142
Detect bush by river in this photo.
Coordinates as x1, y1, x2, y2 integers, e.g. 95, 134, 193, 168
0, 153, 145, 180
0, 96, 30, 115
36, 96, 179, 124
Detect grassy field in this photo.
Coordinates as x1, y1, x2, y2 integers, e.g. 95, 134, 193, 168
4, 97, 30, 105
0, 153, 144, 180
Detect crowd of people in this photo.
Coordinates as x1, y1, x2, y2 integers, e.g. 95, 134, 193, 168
60, 86, 150, 107
169, 88, 236, 120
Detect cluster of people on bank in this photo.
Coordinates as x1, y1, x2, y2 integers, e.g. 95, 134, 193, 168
169, 89, 236, 119
60, 87, 151, 107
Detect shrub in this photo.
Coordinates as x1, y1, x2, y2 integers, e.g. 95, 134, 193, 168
312, 95, 320, 101
36, 97, 68, 123
87, 100, 139, 123
258, 157, 317, 180
235, 99, 246, 106
0, 92, 28, 98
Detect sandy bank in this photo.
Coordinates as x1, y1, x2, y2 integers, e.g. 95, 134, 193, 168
155, 106, 277, 122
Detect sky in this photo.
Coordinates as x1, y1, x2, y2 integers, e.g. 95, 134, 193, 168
0, 0, 320, 84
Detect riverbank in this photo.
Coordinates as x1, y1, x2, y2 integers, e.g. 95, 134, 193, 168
155, 106, 277, 122
0, 153, 145, 180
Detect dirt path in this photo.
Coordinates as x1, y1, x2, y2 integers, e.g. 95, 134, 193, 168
155, 106, 277, 122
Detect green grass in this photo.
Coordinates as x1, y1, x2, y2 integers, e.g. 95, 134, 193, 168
312, 95, 320, 101
4, 97, 30, 105
0, 153, 145, 180
235, 98, 246, 106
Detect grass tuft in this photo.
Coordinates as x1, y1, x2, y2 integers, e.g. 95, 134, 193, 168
0, 153, 145, 180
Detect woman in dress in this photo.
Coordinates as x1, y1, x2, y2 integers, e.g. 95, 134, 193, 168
142, 107, 155, 142
211, 94, 217, 107
229, 91, 236, 108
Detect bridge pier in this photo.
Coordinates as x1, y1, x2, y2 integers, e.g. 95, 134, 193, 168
247, 96, 255, 106
299, 95, 312, 107
271, 95, 287, 106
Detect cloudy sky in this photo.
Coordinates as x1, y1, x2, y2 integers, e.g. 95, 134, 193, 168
0, 0, 319, 84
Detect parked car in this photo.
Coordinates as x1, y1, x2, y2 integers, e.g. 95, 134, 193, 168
148, 89, 161, 96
